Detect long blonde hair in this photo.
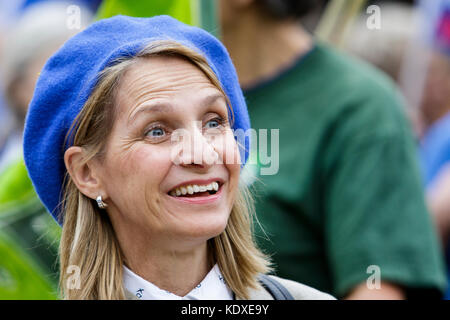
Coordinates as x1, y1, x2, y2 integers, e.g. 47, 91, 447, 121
60, 40, 271, 300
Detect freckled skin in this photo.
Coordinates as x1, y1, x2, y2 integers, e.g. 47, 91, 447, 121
94, 56, 241, 253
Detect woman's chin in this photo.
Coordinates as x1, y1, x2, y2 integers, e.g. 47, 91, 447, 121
173, 214, 229, 242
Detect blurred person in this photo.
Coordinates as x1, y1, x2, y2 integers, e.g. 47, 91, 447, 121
419, 53, 450, 299
418, 5, 450, 297
0, 84, 14, 164
343, 2, 428, 139
348, 1, 450, 300
219, 0, 446, 299
0, 0, 93, 172
0, 1, 93, 299
0, 0, 23, 172
344, 2, 450, 244
419, 51, 450, 139
420, 52, 450, 231
23, 15, 335, 300
426, 160, 450, 300
345, 2, 416, 83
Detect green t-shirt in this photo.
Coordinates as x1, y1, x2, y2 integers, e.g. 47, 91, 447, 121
244, 42, 447, 298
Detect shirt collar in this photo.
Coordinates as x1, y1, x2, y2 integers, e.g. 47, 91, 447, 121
123, 264, 233, 300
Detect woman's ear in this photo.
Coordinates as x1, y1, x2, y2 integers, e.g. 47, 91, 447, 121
64, 146, 107, 200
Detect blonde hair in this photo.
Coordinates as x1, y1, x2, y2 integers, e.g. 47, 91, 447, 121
60, 40, 271, 300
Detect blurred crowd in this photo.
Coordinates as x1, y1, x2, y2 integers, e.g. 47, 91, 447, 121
0, 0, 449, 300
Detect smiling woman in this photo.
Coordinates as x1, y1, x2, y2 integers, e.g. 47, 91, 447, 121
61, 40, 258, 299
23, 15, 334, 300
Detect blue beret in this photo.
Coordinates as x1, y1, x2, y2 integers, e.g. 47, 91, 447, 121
23, 15, 250, 224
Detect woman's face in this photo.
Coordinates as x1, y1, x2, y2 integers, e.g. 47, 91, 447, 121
95, 56, 241, 248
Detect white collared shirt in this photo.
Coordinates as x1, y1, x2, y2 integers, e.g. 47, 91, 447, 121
123, 264, 234, 300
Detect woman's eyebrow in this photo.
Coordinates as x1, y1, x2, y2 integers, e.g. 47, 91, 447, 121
128, 102, 173, 124
202, 93, 226, 106
127, 93, 226, 124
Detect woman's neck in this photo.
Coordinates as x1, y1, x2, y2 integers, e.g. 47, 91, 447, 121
221, 10, 313, 89
118, 229, 213, 297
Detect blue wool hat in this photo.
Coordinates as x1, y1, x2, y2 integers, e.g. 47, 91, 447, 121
23, 15, 251, 224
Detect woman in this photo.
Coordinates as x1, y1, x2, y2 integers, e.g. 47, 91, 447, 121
23, 15, 334, 300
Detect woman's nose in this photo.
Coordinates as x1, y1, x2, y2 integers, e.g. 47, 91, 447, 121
171, 125, 219, 168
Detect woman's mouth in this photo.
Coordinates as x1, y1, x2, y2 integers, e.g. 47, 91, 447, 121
166, 180, 224, 205
168, 181, 221, 198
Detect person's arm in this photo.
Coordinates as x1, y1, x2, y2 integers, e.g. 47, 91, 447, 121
323, 87, 446, 299
344, 281, 405, 300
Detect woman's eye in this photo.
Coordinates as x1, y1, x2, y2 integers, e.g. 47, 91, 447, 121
205, 118, 223, 129
146, 127, 166, 138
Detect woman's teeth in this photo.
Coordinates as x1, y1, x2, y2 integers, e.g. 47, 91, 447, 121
169, 181, 219, 197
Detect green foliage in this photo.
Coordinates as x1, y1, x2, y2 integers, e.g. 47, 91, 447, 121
96, 0, 195, 25
0, 231, 58, 299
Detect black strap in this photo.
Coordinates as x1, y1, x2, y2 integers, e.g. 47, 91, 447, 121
258, 274, 294, 300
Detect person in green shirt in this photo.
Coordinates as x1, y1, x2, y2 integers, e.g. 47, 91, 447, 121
219, 0, 447, 299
